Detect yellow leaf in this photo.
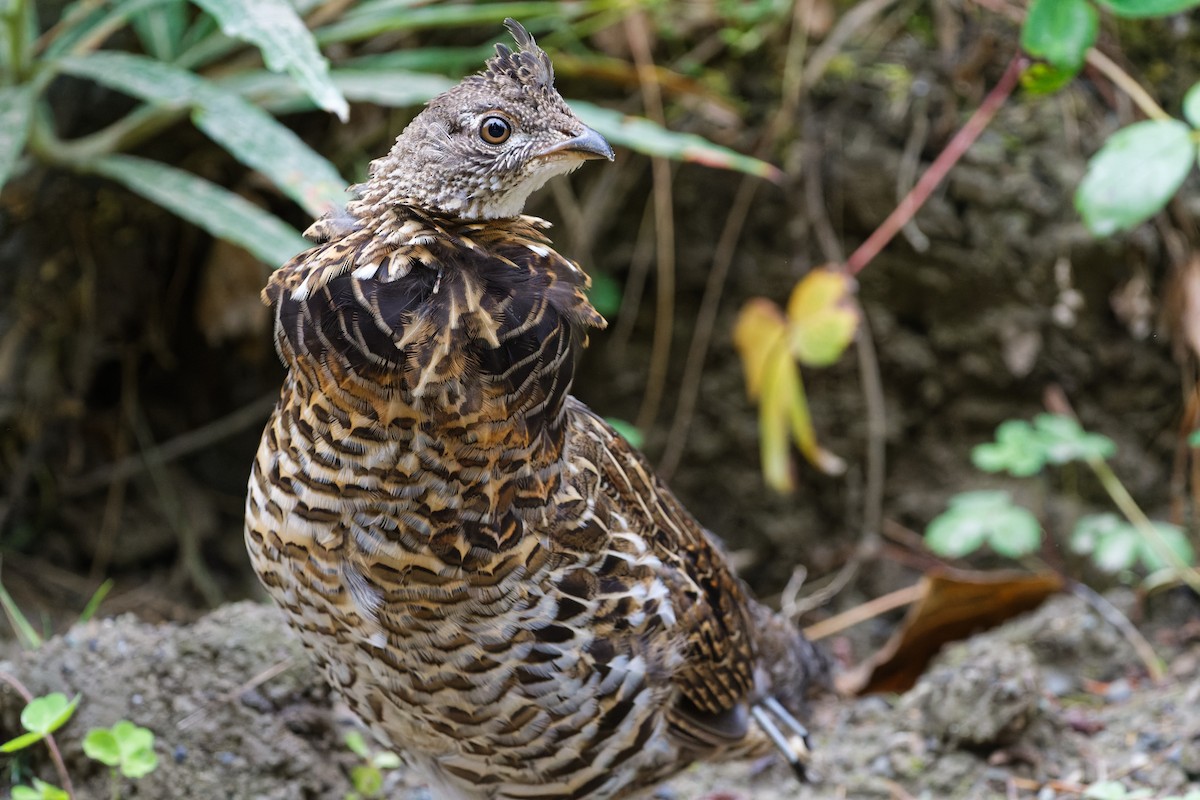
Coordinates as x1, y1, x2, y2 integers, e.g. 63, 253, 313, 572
733, 298, 787, 399
785, 267, 860, 367
784, 363, 847, 476
758, 344, 797, 492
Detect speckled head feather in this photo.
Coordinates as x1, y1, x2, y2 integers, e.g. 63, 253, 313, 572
480, 19, 554, 91
359, 18, 612, 221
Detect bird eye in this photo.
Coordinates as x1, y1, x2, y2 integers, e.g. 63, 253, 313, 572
480, 116, 512, 144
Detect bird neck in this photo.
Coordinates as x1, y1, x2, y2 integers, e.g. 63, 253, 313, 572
265, 208, 607, 470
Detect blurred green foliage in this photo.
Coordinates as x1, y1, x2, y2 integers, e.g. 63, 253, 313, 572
0, 0, 777, 266
926, 416, 1198, 590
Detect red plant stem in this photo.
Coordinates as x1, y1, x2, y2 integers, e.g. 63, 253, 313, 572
845, 54, 1027, 275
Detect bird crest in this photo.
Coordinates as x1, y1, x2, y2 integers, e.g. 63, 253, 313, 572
483, 19, 554, 92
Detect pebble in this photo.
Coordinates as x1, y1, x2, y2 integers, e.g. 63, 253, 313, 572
1103, 678, 1133, 704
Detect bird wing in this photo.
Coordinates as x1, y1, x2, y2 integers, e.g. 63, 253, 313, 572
560, 399, 762, 750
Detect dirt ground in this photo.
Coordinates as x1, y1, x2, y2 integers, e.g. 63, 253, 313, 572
2, 589, 1197, 799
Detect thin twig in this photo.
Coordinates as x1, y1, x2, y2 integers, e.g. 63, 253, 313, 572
896, 87, 932, 252
855, 306, 888, 542
127, 406, 224, 608
805, 135, 845, 264
31, 0, 104, 55
64, 393, 277, 495
803, 0, 903, 90
0, 671, 77, 798
176, 657, 297, 731
803, 582, 924, 640
1069, 582, 1165, 683
845, 54, 1027, 275
625, 12, 676, 435
1045, 388, 1200, 596
658, 0, 816, 477
972, 0, 1170, 124
90, 353, 134, 581
656, 174, 758, 478
786, 558, 861, 620
608, 197, 657, 359
1085, 49, 1170, 122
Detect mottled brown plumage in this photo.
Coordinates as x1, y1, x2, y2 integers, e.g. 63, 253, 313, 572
245, 20, 826, 799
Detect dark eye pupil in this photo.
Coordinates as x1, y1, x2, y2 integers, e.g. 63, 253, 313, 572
483, 118, 509, 142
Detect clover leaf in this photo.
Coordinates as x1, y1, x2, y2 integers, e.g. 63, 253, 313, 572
926, 491, 1042, 558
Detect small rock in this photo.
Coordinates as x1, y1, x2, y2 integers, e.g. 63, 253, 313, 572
1102, 678, 1132, 704
904, 639, 1043, 748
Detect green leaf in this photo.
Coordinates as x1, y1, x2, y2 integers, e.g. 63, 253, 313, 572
191, 0, 349, 121
20, 693, 79, 737
988, 505, 1043, 557
11, 779, 69, 800
86, 154, 308, 266
1020, 62, 1078, 95
1076, 119, 1196, 236
86, 721, 158, 778
119, 743, 158, 779
350, 764, 384, 795
0, 84, 34, 191
926, 507, 990, 558
1185, 82, 1200, 129
926, 491, 1042, 558
757, 346, 796, 493
345, 45, 494, 74
783, 353, 846, 476
42, 0, 179, 59
1, 730, 44, 752
58, 53, 347, 216
1032, 414, 1116, 463
733, 297, 845, 490
784, 268, 859, 367
221, 69, 455, 115
1189, 428, 1200, 448
587, 271, 622, 318
605, 418, 645, 449
571, 101, 783, 181
112, 720, 154, 753
972, 419, 1047, 476
1021, 0, 1098, 71
1084, 782, 1133, 800
83, 728, 121, 766
1138, 522, 1195, 571
0, 576, 43, 649
314, 1, 568, 46
1073, 514, 1141, 572
322, 69, 455, 109
372, 751, 402, 770
78, 578, 114, 624
130, 0, 188, 61
1096, 533, 1139, 573
1093, 0, 1200, 17
344, 730, 371, 759
113, 720, 157, 778
1071, 513, 1123, 555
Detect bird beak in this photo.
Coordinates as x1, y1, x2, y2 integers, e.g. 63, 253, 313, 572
538, 126, 615, 161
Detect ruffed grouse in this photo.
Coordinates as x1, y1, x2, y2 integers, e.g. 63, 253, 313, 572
246, 20, 826, 799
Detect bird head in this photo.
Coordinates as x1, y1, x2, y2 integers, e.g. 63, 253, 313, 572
366, 19, 614, 220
